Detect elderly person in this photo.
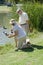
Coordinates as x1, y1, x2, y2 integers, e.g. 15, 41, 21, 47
16, 8, 30, 34
6, 19, 26, 50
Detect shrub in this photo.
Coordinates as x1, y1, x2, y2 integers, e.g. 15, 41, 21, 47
11, 5, 18, 20
22, 2, 43, 31
11, 2, 43, 31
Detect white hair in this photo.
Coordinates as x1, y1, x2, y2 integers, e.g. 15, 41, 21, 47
10, 19, 16, 24
16, 8, 22, 13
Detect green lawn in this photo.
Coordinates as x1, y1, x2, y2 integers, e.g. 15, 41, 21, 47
0, 5, 43, 65
0, 32, 43, 65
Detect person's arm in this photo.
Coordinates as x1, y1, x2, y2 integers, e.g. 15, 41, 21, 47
26, 20, 30, 24
8, 30, 18, 38
25, 13, 30, 24
26, 20, 28, 22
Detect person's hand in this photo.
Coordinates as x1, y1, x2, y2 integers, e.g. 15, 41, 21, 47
11, 29, 13, 33
8, 35, 11, 38
3, 32, 9, 36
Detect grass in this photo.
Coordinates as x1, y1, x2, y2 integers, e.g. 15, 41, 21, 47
0, 32, 43, 65
0, 5, 43, 65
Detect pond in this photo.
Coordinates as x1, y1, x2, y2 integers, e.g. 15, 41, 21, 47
0, 13, 11, 28
0, 13, 14, 45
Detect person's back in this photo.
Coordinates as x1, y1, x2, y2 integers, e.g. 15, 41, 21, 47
9, 19, 26, 50
13, 24, 26, 39
19, 12, 29, 24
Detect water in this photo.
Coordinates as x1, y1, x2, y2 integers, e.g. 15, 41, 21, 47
0, 13, 11, 28
0, 13, 14, 45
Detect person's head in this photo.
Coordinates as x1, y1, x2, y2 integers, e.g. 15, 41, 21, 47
10, 19, 16, 26
16, 8, 22, 15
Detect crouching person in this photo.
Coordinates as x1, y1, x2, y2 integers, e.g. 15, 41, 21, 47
8, 19, 27, 51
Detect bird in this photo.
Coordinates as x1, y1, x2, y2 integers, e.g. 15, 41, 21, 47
3, 26, 7, 29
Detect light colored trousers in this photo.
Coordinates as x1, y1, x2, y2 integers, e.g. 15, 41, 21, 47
20, 23, 29, 34
16, 36, 26, 49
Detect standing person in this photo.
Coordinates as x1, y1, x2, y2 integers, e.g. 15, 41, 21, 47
16, 8, 30, 34
6, 19, 26, 51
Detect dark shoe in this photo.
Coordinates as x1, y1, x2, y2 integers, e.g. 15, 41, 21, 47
26, 42, 33, 48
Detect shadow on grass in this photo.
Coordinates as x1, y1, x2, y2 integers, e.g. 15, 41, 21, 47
21, 47, 34, 52
21, 44, 43, 52
32, 44, 43, 49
